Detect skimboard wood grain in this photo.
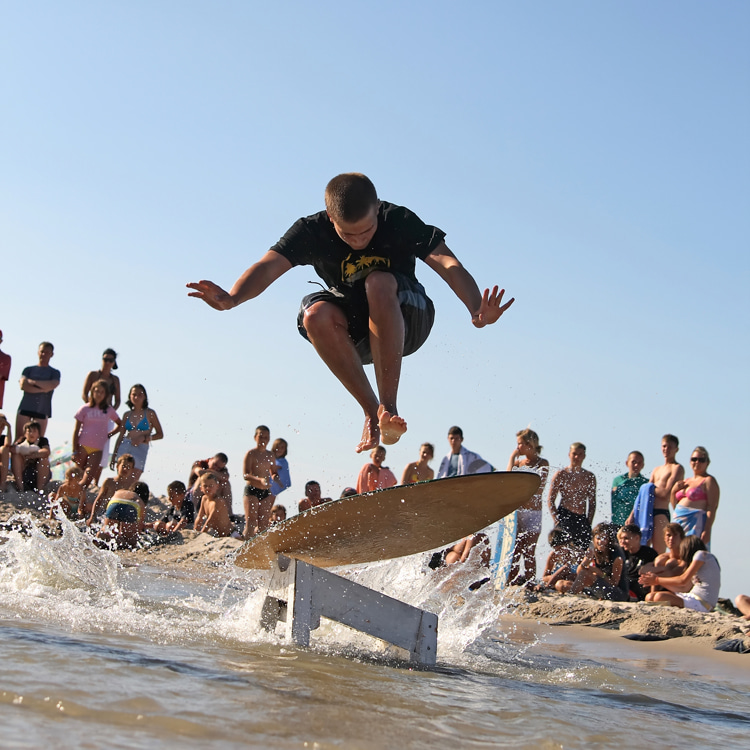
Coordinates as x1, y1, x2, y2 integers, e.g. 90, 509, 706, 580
235, 472, 540, 569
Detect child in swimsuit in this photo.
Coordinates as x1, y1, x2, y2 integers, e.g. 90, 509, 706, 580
49, 465, 88, 520
97, 482, 149, 549
72, 380, 121, 487
194, 471, 232, 537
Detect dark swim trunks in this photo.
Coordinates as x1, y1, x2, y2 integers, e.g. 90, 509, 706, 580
243, 484, 271, 501
296, 272, 435, 366
557, 507, 592, 549
653, 508, 670, 519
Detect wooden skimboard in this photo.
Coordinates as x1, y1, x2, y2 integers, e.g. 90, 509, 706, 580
235, 472, 540, 570
490, 510, 518, 590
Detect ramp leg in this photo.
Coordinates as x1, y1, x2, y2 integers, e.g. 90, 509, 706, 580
260, 555, 438, 665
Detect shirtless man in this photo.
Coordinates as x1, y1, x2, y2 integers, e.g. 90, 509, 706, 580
627, 434, 684, 554
547, 442, 597, 555
299, 480, 324, 513
188, 173, 514, 453
242, 426, 277, 538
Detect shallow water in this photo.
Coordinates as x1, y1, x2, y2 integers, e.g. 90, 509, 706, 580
1, 516, 748, 749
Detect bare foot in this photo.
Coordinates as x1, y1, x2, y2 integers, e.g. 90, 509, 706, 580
356, 416, 380, 453
378, 405, 407, 445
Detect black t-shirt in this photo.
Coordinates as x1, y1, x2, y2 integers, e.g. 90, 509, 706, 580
271, 202, 446, 295
625, 544, 658, 581
161, 498, 195, 526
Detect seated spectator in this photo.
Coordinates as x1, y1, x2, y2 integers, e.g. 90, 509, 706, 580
97, 482, 149, 549
641, 522, 687, 580
356, 445, 397, 494
538, 527, 578, 590
340, 487, 358, 498
610, 451, 648, 528
11, 420, 51, 492
558, 523, 628, 601
299, 480, 323, 512
86, 453, 138, 525
671, 446, 720, 547
616, 523, 658, 601
400, 442, 435, 484
547, 443, 596, 556
735, 594, 750, 620
150, 480, 193, 534
639, 536, 721, 612
49, 465, 87, 520
194, 471, 232, 537
0, 412, 12, 492
270, 504, 286, 524
444, 532, 490, 567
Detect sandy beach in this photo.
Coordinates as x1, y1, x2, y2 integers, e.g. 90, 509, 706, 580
2, 484, 748, 666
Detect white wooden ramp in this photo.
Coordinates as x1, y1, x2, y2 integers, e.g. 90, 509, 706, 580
259, 555, 438, 665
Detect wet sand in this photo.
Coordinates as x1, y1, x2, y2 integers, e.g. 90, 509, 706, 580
2, 484, 749, 667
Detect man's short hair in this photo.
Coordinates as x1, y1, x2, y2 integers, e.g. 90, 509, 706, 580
305, 480, 320, 493
39, 341, 54, 352
214, 452, 229, 464
324, 173, 378, 223
619, 523, 642, 537
448, 426, 463, 438
570, 442, 586, 452
168, 480, 186, 494
254, 426, 270, 435
628, 450, 644, 461
662, 434, 679, 447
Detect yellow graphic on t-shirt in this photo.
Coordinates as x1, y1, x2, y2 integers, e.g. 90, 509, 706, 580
341, 254, 391, 284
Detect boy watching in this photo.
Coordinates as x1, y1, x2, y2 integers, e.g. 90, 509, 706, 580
188, 173, 514, 453
242, 425, 277, 538
11, 420, 51, 492
611, 451, 648, 528
547, 442, 597, 554
194, 471, 232, 537
616, 523, 658, 601
152, 480, 194, 534
436, 426, 493, 478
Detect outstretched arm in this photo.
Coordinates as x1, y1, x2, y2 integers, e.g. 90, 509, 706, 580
423, 242, 514, 327
187, 250, 292, 310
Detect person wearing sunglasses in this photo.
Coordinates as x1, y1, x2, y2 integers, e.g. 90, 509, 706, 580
82, 348, 121, 410
670, 447, 720, 547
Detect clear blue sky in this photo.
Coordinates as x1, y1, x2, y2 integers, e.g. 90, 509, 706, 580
2, 2, 748, 598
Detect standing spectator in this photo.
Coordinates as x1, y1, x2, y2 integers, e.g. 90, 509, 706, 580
401, 442, 435, 484
110, 384, 164, 482
629, 434, 684, 554
671, 446, 720, 547
436, 426, 493, 478
242, 426, 277, 537
72, 380, 122, 487
610, 451, 648, 528
507, 428, 550, 585
547, 442, 596, 555
0, 329, 11, 409
269, 438, 291, 498
0, 412, 13, 492
82, 348, 121, 409
356, 445, 398, 493
15, 342, 60, 437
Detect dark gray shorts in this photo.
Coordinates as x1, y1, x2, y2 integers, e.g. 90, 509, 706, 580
296, 272, 435, 365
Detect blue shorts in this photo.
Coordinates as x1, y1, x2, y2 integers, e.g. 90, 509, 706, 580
105, 501, 139, 523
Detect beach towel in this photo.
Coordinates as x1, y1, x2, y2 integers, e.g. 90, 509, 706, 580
632, 482, 655, 545
673, 504, 707, 539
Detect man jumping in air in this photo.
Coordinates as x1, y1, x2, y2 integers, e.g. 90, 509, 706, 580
187, 173, 513, 453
